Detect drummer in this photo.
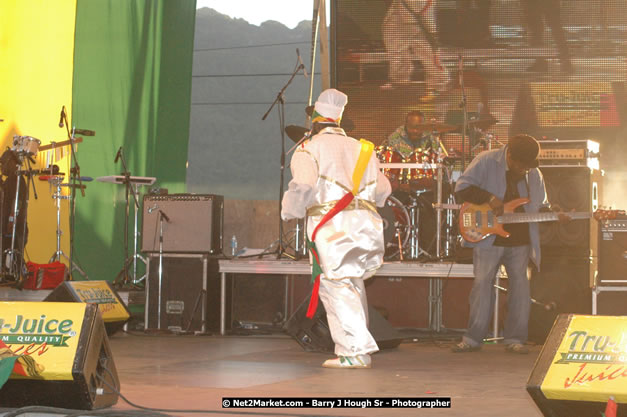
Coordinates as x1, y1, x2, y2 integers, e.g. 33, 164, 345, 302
383, 110, 441, 160
380, 110, 449, 257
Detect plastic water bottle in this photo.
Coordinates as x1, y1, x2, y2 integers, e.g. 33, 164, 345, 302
230, 235, 238, 257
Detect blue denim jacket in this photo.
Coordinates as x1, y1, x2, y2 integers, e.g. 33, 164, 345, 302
455, 146, 549, 268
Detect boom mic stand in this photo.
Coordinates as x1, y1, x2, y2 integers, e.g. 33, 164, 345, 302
59, 109, 87, 280
458, 54, 469, 171
261, 55, 305, 260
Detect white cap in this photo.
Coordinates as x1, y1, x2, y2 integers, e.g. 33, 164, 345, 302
313, 89, 347, 122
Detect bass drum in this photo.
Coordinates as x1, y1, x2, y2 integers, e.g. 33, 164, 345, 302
378, 195, 410, 260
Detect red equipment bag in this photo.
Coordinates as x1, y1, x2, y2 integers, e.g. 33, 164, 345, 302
23, 261, 67, 289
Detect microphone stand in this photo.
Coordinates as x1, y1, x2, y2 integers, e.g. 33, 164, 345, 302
114, 147, 140, 288
261, 58, 304, 260
156, 209, 170, 330
458, 55, 468, 171
60, 110, 86, 281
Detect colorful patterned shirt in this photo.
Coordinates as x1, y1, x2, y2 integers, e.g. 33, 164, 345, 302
383, 125, 438, 158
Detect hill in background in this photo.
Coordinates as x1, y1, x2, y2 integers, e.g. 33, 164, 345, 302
188, 8, 322, 200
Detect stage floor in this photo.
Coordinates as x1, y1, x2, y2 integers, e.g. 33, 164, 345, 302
2, 331, 544, 416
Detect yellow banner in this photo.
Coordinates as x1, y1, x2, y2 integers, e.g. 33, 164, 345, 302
70, 281, 130, 323
0, 0, 77, 268
530, 82, 619, 128
541, 315, 627, 402
0, 302, 85, 381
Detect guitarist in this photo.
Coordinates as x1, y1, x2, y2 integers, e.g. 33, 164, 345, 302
451, 134, 570, 354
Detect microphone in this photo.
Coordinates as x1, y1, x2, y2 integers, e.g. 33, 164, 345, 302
59, 106, 65, 128
114, 146, 122, 163
296, 48, 308, 77
158, 209, 171, 222
74, 128, 95, 136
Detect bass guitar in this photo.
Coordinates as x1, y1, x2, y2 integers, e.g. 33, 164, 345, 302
459, 197, 622, 243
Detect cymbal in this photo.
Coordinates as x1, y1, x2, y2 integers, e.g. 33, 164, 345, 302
466, 115, 498, 130
285, 125, 310, 143
415, 122, 457, 134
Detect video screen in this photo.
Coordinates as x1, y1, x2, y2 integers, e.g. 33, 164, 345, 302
332, 0, 627, 169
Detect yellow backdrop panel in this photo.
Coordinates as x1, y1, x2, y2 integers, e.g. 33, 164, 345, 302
0, 0, 77, 267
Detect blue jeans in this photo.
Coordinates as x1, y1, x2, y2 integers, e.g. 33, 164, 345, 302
462, 245, 531, 347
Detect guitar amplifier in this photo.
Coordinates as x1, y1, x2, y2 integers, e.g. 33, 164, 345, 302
598, 218, 627, 285
538, 140, 600, 168
141, 194, 223, 254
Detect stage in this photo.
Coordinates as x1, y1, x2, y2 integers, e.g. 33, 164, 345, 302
0, 331, 544, 417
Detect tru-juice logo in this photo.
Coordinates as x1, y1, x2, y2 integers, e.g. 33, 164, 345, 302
555, 330, 627, 389
0, 314, 75, 354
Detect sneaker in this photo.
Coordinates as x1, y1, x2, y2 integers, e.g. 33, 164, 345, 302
505, 343, 529, 354
322, 354, 371, 369
451, 341, 481, 353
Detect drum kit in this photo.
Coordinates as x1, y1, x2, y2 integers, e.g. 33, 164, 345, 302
375, 122, 460, 261
283, 115, 499, 262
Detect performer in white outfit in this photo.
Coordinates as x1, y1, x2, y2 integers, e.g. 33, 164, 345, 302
282, 89, 392, 369
382, 0, 448, 101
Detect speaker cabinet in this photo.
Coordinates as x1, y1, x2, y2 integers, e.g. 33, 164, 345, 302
539, 166, 601, 261
598, 219, 627, 285
529, 257, 592, 344
45, 281, 131, 336
284, 296, 403, 353
230, 274, 286, 328
145, 255, 220, 333
0, 302, 119, 410
141, 194, 223, 254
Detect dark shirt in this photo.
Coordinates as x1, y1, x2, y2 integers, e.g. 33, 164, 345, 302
455, 171, 530, 247
493, 171, 530, 247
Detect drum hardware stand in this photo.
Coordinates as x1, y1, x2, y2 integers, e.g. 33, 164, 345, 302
261, 52, 304, 261
47, 176, 88, 279
407, 196, 431, 260
114, 180, 147, 285
112, 147, 142, 287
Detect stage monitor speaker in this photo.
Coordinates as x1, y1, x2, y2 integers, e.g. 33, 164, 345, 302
529, 257, 592, 345
141, 194, 223, 254
538, 166, 601, 260
527, 314, 627, 417
284, 296, 403, 353
145, 255, 220, 333
0, 302, 119, 410
44, 280, 131, 336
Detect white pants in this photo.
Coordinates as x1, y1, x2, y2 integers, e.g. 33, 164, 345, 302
318, 276, 379, 356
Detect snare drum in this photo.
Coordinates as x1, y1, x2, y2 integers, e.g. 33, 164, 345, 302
12, 136, 41, 155
376, 145, 403, 183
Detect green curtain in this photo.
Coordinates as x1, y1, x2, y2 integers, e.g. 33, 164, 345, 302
71, 0, 196, 281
